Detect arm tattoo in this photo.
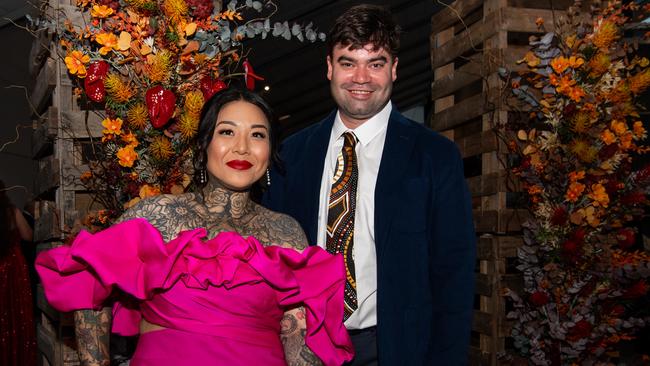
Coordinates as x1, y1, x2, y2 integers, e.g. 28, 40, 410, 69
281, 308, 323, 366
74, 309, 111, 366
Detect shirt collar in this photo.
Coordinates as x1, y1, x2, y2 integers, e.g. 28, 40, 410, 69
332, 102, 392, 146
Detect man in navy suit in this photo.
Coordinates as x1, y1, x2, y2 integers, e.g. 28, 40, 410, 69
265, 4, 476, 365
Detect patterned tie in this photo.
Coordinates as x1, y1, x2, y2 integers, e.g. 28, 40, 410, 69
326, 131, 358, 321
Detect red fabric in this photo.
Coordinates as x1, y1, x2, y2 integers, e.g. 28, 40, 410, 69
0, 239, 37, 366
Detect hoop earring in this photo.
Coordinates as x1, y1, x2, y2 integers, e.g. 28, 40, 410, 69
266, 169, 271, 186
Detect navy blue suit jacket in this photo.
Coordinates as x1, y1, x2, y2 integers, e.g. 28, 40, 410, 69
264, 109, 476, 365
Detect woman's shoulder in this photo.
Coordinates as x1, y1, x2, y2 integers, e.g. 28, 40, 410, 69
252, 205, 308, 251
117, 193, 204, 241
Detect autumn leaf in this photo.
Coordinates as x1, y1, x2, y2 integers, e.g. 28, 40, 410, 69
118, 31, 131, 51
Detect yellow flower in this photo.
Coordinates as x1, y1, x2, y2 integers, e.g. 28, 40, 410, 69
570, 112, 592, 134
121, 132, 139, 147
90, 4, 114, 18
592, 20, 619, 50
600, 129, 616, 145
610, 120, 627, 136
629, 68, 650, 95
104, 73, 135, 103
565, 181, 585, 202
95, 32, 118, 55
632, 121, 647, 139
184, 90, 205, 116
178, 113, 199, 140
102, 117, 123, 135
570, 139, 597, 163
146, 51, 173, 83
162, 0, 188, 23
588, 52, 610, 78
588, 183, 609, 208
127, 103, 149, 129
149, 135, 174, 160
117, 145, 138, 167
139, 184, 161, 199
64, 50, 90, 78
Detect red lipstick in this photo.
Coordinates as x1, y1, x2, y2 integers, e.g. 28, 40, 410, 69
226, 160, 253, 170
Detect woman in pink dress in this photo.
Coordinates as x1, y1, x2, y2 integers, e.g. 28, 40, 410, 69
36, 87, 353, 366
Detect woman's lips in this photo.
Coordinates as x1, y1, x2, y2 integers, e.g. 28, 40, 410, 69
226, 160, 253, 170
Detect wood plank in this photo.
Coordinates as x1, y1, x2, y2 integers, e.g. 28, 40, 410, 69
62, 162, 88, 191
32, 107, 58, 159
432, 93, 486, 131
431, 0, 485, 34
477, 236, 494, 261
472, 310, 493, 335
497, 235, 523, 258
455, 129, 498, 158
36, 284, 59, 322
432, 60, 484, 101
35, 156, 60, 196
475, 273, 492, 296
508, 0, 576, 10
473, 209, 529, 233
28, 28, 52, 77
433, 10, 499, 69
37, 323, 61, 366
61, 110, 105, 138
34, 201, 60, 242
30, 57, 57, 115
468, 346, 492, 366
503, 7, 566, 33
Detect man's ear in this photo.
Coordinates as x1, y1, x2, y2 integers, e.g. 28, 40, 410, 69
391, 57, 398, 82
327, 55, 333, 81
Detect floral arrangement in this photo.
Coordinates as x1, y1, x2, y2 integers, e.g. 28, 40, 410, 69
52, 0, 323, 227
501, 1, 650, 364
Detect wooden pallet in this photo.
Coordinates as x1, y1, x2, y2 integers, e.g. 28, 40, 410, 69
430, 0, 584, 364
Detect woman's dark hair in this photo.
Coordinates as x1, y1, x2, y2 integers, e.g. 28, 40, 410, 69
193, 86, 280, 191
328, 4, 401, 59
0, 180, 16, 256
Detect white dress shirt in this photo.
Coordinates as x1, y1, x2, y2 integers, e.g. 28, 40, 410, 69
316, 102, 391, 329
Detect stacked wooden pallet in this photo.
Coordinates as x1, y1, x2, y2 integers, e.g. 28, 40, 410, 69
430, 0, 581, 364
30, 0, 105, 364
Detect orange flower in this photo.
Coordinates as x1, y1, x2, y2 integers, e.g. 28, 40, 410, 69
117, 145, 138, 167
527, 185, 543, 195
64, 50, 90, 78
565, 181, 585, 202
139, 184, 161, 199
610, 120, 627, 135
551, 56, 571, 74
95, 32, 118, 55
588, 52, 611, 78
619, 132, 633, 150
90, 4, 114, 18
567, 86, 585, 102
588, 183, 609, 208
632, 121, 647, 139
555, 74, 576, 94
600, 129, 616, 145
102, 117, 123, 135
569, 170, 585, 182
80, 171, 92, 180
121, 132, 139, 147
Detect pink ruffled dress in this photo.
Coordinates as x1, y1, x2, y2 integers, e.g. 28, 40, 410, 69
36, 218, 353, 366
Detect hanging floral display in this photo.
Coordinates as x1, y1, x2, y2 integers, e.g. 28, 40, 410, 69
50, 0, 323, 227
501, 1, 650, 364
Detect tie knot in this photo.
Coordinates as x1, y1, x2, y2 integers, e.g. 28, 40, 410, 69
342, 131, 357, 148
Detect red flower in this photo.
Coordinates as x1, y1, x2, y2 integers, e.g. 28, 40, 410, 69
550, 206, 568, 226
562, 240, 580, 255
571, 228, 587, 243
610, 305, 625, 317
529, 291, 550, 306
145, 86, 176, 129
566, 320, 592, 342
599, 144, 618, 160
84, 61, 109, 102
622, 281, 648, 299
199, 76, 227, 100
616, 228, 636, 249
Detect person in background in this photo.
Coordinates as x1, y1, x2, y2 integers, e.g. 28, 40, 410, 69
0, 180, 36, 366
265, 4, 476, 365
36, 87, 353, 366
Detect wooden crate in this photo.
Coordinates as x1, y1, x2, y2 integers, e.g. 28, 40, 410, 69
430, 0, 584, 364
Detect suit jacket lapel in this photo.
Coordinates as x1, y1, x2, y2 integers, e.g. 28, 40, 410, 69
374, 111, 416, 257
299, 112, 335, 245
